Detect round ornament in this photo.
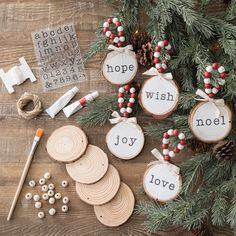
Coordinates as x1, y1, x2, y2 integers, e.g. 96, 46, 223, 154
75, 164, 120, 205
94, 182, 135, 227
66, 145, 109, 184
46, 125, 88, 163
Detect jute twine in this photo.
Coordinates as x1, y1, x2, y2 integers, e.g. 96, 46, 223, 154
17, 92, 43, 120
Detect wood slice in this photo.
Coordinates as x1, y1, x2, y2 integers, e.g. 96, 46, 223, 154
102, 49, 138, 85
94, 182, 135, 227
66, 145, 109, 184
143, 162, 182, 202
139, 76, 179, 120
189, 101, 232, 143
46, 125, 88, 163
75, 164, 120, 205
106, 121, 145, 160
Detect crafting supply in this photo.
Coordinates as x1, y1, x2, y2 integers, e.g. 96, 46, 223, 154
44, 172, 51, 180
46, 125, 88, 163
62, 197, 69, 204
61, 205, 69, 213
55, 193, 61, 200
63, 91, 99, 118
46, 86, 79, 118
42, 193, 49, 200
0, 57, 37, 94
66, 145, 109, 184
25, 193, 32, 200
49, 208, 56, 216
48, 183, 54, 190
29, 180, 36, 187
33, 195, 40, 202
38, 212, 45, 219
75, 164, 120, 205
42, 185, 48, 192
61, 180, 68, 188
39, 178, 46, 185
35, 201, 42, 209
48, 190, 54, 197
17, 93, 43, 120
49, 197, 55, 204
7, 128, 44, 221
94, 182, 135, 227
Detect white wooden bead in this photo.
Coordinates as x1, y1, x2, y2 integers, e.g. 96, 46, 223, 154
38, 211, 45, 219
44, 172, 51, 180
165, 44, 171, 50
118, 87, 125, 93
119, 36, 125, 42
103, 22, 109, 28
42, 193, 49, 200
48, 183, 54, 190
177, 143, 184, 150
178, 133, 185, 140
129, 98, 135, 103
42, 185, 48, 192
154, 52, 160, 58
117, 26, 123, 32
48, 190, 54, 197
218, 66, 225, 73
205, 88, 212, 94
130, 87, 136, 93
105, 31, 111, 37
39, 178, 46, 185
29, 180, 36, 187
167, 129, 173, 135
162, 149, 169, 155
165, 55, 171, 60
118, 97, 124, 103
49, 208, 56, 216
25, 193, 32, 200
169, 151, 175, 158
112, 17, 118, 23
206, 66, 213, 72
162, 138, 169, 144
49, 197, 55, 205
61, 180, 69, 188
35, 201, 42, 209
61, 205, 69, 213
62, 197, 70, 204
120, 107, 126, 113
126, 107, 132, 113
155, 63, 161, 69
113, 37, 119, 43
158, 41, 164, 47
33, 195, 40, 201
55, 193, 61, 200
162, 64, 167, 70
219, 79, 225, 85
212, 88, 219, 94
204, 78, 211, 84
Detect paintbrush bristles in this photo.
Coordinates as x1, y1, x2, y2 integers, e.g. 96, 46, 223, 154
36, 128, 44, 137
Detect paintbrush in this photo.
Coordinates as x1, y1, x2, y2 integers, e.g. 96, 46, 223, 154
7, 128, 44, 221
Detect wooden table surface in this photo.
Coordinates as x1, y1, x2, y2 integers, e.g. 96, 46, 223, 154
0, 1, 233, 235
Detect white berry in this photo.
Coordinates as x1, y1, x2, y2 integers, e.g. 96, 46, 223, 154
165, 44, 171, 50
62, 197, 70, 204
206, 66, 213, 72
38, 211, 45, 219
126, 107, 132, 113
103, 22, 109, 28
39, 178, 46, 185
118, 97, 124, 103
162, 138, 169, 144
25, 193, 32, 200
165, 54, 171, 60
205, 88, 212, 94
55, 193, 61, 200
42, 193, 49, 200
119, 36, 125, 42
129, 87, 136, 93
44, 172, 51, 180
112, 17, 118, 23
105, 31, 111, 37
218, 66, 225, 73
48, 190, 54, 197
49, 208, 56, 216
42, 185, 48, 192
212, 88, 219, 94
33, 195, 40, 201
49, 197, 55, 205
155, 63, 161, 69
118, 87, 125, 93
163, 149, 169, 155
177, 143, 184, 150
154, 52, 160, 58
29, 180, 36, 187
129, 98, 135, 103
167, 129, 173, 135
61, 205, 69, 213
158, 41, 164, 47
48, 183, 54, 190
35, 201, 42, 209
204, 78, 211, 84
178, 133, 185, 140
219, 79, 226, 85
113, 37, 119, 43
162, 64, 167, 70
120, 107, 126, 113
117, 26, 123, 32
169, 151, 175, 158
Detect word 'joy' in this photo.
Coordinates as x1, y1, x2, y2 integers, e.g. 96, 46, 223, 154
114, 135, 137, 146
195, 115, 226, 127
149, 174, 175, 190
106, 64, 134, 74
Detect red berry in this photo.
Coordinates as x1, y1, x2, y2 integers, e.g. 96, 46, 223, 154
162, 60, 168, 64
103, 27, 109, 33
220, 72, 227, 79
123, 112, 129, 118
118, 31, 124, 36
167, 50, 171, 55
154, 58, 160, 64
131, 93, 136, 98
212, 63, 219, 70
158, 68, 165, 73
163, 39, 169, 46
216, 84, 222, 90
118, 92, 124, 98
163, 132, 169, 139
127, 102, 133, 107
118, 103, 123, 109
162, 144, 169, 149
107, 18, 113, 24
203, 72, 211, 78
204, 83, 212, 89
109, 34, 115, 40
117, 42, 123, 47
155, 46, 162, 52
116, 21, 121, 27
173, 129, 179, 136
208, 93, 214, 98
124, 85, 130, 91
173, 147, 180, 153
180, 140, 186, 145
164, 155, 170, 161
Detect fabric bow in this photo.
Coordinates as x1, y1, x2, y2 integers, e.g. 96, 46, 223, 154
143, 67, 173, 81
148, 148, 180, 175
195, 89, 225, 118
107, 45, 134, 58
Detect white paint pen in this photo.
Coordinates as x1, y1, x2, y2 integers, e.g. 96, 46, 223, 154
63, 91, 99, 118
46, 86, 79, 118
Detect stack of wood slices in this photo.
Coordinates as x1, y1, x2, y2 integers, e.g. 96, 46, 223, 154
46, 125, 135, 227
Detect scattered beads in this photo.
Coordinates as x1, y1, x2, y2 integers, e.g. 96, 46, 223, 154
25, 193, 32, 200
44, 172, 51, 180
61, 205, 69, 213
48, 183, 54, 190
33, 194, 40, 202
48, 190, 54, 197
62, 197, 70, 204
55, 193, 62, 200
35, 201, 42, 209
38, 211, 45, 219
61, 180, 68, 188
42, 185, 48, 192
29, 180, 36, 187
49, 208, 56, 216
42, 193, 49, 200
39, 178, 46, 185
49, 197, 55, 205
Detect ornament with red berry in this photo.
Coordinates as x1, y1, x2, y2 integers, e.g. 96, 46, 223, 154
106, 84, 145, 160
139, 40, 179, 120
102, 17, 138, 85
189, 63, 232, 143
143, 129, 185, 202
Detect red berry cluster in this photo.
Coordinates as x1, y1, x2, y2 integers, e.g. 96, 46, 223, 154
154, 39, 171, 73
162, 129, 186, 161
203, 63, 227, 98
103, 17, 125, 47
118, 85, 136, 118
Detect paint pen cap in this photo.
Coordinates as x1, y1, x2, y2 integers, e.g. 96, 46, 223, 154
71, 86, 79, 94
91, 91, 99, 100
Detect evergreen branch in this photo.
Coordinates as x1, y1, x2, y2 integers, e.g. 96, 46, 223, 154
227, 196, 236, 231
179, 91, 196, 111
